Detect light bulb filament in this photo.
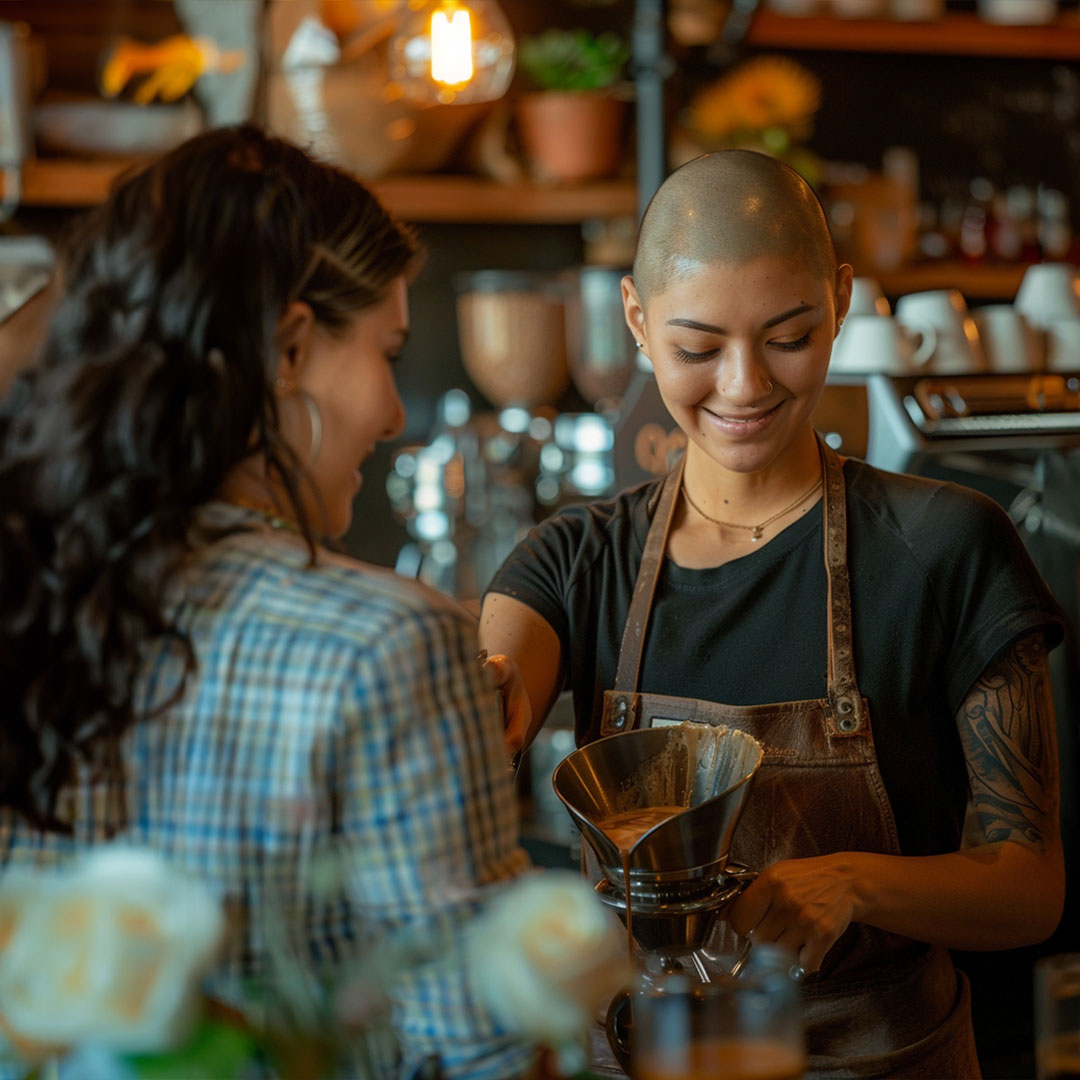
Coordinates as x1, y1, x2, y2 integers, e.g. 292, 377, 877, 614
431, 7, 473, 87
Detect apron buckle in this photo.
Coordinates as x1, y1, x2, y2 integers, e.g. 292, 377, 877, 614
828, 691, 863, 735
604, 692, 639, 734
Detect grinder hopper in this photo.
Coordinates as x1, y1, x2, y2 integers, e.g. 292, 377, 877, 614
552, 723, 763, 950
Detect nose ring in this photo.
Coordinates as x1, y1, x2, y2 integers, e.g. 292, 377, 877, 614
764, 378, 774, 392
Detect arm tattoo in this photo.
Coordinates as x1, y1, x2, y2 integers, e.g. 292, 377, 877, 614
956, 631, 1060, 853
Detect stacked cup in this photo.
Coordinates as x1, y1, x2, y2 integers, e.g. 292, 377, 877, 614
1013, 262, 1080, 372
832, 264, 1080, 376
830, 277, 937, 376
894, 289, 988, 374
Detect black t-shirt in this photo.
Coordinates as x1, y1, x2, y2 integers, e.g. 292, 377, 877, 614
487, 458, 1066, 857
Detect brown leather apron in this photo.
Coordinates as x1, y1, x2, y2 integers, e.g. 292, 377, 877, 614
591, 441, 982, 1079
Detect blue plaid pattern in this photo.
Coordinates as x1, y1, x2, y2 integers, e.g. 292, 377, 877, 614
0, 505, 534, 1079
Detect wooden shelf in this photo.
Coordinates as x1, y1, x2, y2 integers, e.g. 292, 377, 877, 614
746, 10, 1080, 58
371, 174, 636, 224
1, 158, 637, 224
875, 261, 1026, 299
6, 158, 138, 207
2, 162, 1031, 297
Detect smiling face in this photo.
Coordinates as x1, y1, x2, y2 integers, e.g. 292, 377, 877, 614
624, 255, 851, 477
283, 276, 409, 537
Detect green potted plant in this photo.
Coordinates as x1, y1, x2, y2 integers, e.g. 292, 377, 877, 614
515, 29, 631, 183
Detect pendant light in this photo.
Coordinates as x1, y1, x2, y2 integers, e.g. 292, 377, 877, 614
389, 0, 515, 105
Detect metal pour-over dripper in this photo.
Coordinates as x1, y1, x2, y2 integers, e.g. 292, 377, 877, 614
552, 723, 763, 951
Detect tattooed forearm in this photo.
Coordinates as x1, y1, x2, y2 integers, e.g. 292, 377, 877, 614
956, 632, 1060, 852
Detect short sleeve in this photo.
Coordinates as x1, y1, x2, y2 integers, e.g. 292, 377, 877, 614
919, 484, 1067, 712
484, 507, 592, 655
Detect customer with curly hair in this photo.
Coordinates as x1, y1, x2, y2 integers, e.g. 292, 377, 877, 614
0, 124, 532, 1080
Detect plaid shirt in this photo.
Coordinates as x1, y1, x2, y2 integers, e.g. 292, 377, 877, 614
0, 505, 534, 1079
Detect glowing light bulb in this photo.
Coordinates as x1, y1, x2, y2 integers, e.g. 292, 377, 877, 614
390, 0, 515, 106
431, 7, 473, 86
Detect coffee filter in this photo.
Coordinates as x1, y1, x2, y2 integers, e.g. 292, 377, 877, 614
616, 723, 761, 819
551, 721, 764, 876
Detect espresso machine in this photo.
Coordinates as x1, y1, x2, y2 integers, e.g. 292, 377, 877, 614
387, 266, 635, 602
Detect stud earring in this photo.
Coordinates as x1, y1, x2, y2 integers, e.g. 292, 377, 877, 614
275, 377, 287, 390
635, 342, 643, 349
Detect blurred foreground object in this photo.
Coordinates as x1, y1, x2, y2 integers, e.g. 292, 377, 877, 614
467, 872, 629, 1074
1035, 953, 1080, 1080
0, 847, 223, 1064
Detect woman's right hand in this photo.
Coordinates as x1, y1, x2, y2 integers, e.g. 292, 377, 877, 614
725, 853, 863, 977
479, 592, 566, 761
480, 652, 533, 759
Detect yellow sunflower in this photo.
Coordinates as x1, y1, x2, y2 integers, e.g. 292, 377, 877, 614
688, 55, 821, 141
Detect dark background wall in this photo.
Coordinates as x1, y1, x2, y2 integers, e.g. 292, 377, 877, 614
341, 222, 587, 567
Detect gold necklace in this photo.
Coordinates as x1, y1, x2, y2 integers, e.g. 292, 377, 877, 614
227, 496, 302, 535
682, 474, 823, 542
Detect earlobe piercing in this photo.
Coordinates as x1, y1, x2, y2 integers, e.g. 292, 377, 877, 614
275, 377, 287, 390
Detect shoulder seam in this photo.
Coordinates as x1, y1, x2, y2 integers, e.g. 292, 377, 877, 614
848, 474, 950, 638
562, 484, 655, 601
340, 602, 472, 668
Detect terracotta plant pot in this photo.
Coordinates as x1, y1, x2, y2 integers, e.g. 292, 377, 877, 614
515, 91, 627, 183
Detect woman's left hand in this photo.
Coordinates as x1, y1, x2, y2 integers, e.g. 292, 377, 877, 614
726, 853, 864, 976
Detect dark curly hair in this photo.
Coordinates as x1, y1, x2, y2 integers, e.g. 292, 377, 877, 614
0, 125, 420, 830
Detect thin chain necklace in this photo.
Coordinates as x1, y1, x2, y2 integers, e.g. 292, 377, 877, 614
682, 473, 823, 542
228, 497, 302, 535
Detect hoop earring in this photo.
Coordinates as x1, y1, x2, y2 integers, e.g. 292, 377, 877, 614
297, 390, 322, 467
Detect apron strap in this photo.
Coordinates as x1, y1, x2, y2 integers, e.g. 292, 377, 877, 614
611, 436, 863, 716
612, 456, 685, 694
821, 440, 862, 727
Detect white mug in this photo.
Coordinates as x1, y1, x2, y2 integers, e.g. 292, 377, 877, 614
894, 289, 988, 374
1014, 262, 1080, 329
848, 277, 891, 318
971, 305, 1043, 372
1044, 317, 1080, 372
978, 0, 1056, 24
831, 314, 936, 374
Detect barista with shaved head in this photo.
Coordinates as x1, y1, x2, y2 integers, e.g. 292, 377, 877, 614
480, 150, 1065, 1076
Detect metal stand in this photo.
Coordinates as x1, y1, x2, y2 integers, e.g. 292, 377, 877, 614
632, 0, 667, 220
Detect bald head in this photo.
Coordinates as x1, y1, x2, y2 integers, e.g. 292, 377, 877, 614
633, 150, 837, 305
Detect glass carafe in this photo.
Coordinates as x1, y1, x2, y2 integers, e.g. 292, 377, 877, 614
608, 945, 806, 1080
